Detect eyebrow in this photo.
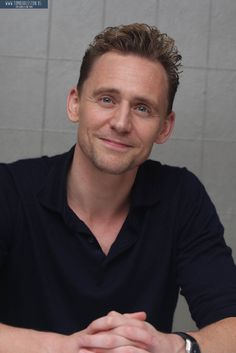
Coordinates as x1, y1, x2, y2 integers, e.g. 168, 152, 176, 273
92, 87, 120, 96
92, 87, 161, 113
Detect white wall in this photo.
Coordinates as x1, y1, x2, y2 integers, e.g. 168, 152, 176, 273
0, 0, 236, 331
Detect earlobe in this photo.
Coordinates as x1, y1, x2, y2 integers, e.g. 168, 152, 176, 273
67, 87, 80, 123
155, 111, 175, 144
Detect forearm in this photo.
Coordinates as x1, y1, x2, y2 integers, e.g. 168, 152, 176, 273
0, 320, 141, 353
189, 317, 236, 353
0, 323, 68, 353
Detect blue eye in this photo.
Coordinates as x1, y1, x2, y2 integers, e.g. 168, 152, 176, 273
101, 96, 112, 104
137, 105, 148, 112
135, 104, 151, 116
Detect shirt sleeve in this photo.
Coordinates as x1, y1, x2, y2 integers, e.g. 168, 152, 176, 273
0, 164, 18, 268
175, 169, 236, 328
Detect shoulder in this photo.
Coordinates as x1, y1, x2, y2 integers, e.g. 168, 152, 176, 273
133, 160, 204, 207
141, 159, 203, 196
0, 151, 70, 197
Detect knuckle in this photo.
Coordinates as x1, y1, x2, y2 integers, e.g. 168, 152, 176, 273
108, 310, 118, 317
123, 325, 134, 336
106, 315, 115, 326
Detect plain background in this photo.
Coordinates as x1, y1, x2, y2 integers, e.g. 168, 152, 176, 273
0, 0, 235, 331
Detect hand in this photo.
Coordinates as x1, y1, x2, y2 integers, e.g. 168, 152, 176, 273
80, 311, 185, 353
0, 315, 184, 353
45, 312, 144, 353
0, 320, 147, 353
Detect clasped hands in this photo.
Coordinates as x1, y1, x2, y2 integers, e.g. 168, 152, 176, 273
71, 311, 184, 353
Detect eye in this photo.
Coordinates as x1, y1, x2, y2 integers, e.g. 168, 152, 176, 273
99, 96, 114, 106
135, 104, 151, 116
137, 105, 148, 112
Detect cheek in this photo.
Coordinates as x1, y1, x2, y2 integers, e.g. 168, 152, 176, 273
134, 121, 161, 145
79, 105, 113, 128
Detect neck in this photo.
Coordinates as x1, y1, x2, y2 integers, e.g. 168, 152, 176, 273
67, 144, 138, 219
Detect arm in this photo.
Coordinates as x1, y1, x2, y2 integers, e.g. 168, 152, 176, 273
190, 317, 236, 353
0, 323, 85, 353
84, 311, 236, 353
0, 313, 147, 353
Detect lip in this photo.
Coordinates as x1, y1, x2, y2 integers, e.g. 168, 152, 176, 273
99, 137, 133, 150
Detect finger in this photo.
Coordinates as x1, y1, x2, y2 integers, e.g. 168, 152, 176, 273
79, 350, 104, 353
107, 311, 123, 317
80, 346, 149, 353
110, 326, 154, 347
80, 350, 94, 353
80, 350, 114, 353
80, 332, 138, 349
87, 314, 146, 334
124, 312, 147, 321
107, 311, 146, 321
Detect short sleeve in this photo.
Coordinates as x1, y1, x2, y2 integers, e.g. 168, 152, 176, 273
175, 169, 236, 328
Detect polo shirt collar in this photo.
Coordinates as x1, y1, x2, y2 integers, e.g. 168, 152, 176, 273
38, 146, 75, 213
38, 146, 161, 213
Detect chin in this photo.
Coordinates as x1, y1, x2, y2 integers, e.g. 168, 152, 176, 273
93, 159, 138, 175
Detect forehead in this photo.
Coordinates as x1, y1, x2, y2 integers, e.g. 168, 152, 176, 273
83, 52, 169, 106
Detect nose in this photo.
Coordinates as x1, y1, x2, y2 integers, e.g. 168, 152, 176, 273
110, 102, 132, 134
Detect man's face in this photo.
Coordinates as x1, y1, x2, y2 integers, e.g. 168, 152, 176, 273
68, 51, 175, 175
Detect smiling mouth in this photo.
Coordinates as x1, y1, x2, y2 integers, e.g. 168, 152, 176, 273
99, 137, 133, 149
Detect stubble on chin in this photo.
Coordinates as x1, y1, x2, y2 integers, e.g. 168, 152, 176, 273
77, 133, 152, 175
89, 151, 137, 175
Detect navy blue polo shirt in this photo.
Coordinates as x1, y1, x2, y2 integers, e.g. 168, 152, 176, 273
1, 146, 236, 334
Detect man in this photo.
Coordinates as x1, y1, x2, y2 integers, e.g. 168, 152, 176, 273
0, 23, 236, 353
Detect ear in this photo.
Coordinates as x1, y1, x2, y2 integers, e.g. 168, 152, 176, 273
155, 111, 175, 144
67, 87, 80, 123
